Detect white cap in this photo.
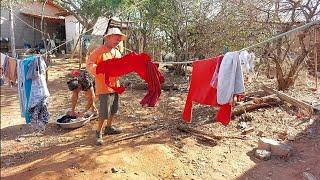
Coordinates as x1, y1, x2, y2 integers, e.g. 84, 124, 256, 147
104, 27, 127, 41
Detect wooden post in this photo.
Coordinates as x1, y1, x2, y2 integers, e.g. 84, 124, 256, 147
40, 0, 49, 82
70, 27, 84, 60
9, 0, 16, 58
79, 35, 82, 69
33, 17, 35, 47
315, 27, 318, 90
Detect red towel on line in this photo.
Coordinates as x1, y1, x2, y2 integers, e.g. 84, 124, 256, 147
96, 52, 164, 107
182, 56, 232, 126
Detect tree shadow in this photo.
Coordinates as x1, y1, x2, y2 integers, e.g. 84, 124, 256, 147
1, 123, 75, 141
0, 126, 173, 180
0, 86, 21, 110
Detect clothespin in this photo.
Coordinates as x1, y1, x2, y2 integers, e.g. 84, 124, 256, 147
223, 45, 229, 54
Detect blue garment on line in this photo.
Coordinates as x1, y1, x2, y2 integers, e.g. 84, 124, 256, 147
17, 56, 34, 123
23, 57, 34, 123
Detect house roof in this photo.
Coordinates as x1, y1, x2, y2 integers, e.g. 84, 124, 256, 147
17, 0, 67, 21
55, 11, 71, 17
21, 12, 64, 20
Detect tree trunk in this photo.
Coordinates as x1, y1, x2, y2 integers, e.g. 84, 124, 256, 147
173, 50, 186, 76
9, 1, 16, 58
277, 77, 294, 90
275, 33, 308, 90
41, 0, 49, 82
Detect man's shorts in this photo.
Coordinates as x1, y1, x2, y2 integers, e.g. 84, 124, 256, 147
99, 93, 119, 119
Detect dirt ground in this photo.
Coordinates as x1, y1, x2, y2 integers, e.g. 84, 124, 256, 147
1, 57, 320, 180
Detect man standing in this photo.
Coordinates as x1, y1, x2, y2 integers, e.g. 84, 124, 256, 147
86, 27, 127, 145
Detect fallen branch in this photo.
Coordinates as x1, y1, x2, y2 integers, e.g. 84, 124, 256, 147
111, 126, 165, 143
177, 125, 222, 140
233, 95, 282, 116
262, 85, 314, 115
161, 84, 179, 91
177, 125, 247, 140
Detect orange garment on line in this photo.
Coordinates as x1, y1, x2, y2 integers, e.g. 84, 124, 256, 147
86, 48, 121, 95
4, 57, 17, 83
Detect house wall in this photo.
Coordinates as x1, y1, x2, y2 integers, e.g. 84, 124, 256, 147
0, 1, 65, 51
0, 9, 39, 50
64, 16, 111, 53
65, 15, 82, 53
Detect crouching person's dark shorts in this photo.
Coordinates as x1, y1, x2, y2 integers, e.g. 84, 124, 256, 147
99, 93, 119, 119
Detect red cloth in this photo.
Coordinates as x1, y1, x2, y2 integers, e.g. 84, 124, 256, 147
71, 70, 81, 77
96, 52, 164, 107
182, 56, 232, 126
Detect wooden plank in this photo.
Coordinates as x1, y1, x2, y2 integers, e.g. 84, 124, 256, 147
262, 85, 314, 115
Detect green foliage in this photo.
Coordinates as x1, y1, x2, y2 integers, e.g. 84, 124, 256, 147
75, 0, 124, 20
54, 0, 125, 33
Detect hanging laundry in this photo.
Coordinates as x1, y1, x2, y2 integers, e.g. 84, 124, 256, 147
17, 57, 34, 122
26, 56, 50, 109
1, 53, 6, 67
3, 57, 17, 83
239, 50, 256, 73
182, 56, 232, 126
2, 55, 8, 86
29, 97, 49, 133
17, 56, 50, 129
210, 55, 224, 88
239, 51, 251, 73
216, 52, 245, 105
17, 59, 26, 117
96, 52, 164, 107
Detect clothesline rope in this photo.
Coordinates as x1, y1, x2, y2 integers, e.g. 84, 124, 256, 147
159, 20, 320, 65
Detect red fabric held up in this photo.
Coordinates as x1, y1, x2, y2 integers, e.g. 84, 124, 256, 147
96, 52, 164, 107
